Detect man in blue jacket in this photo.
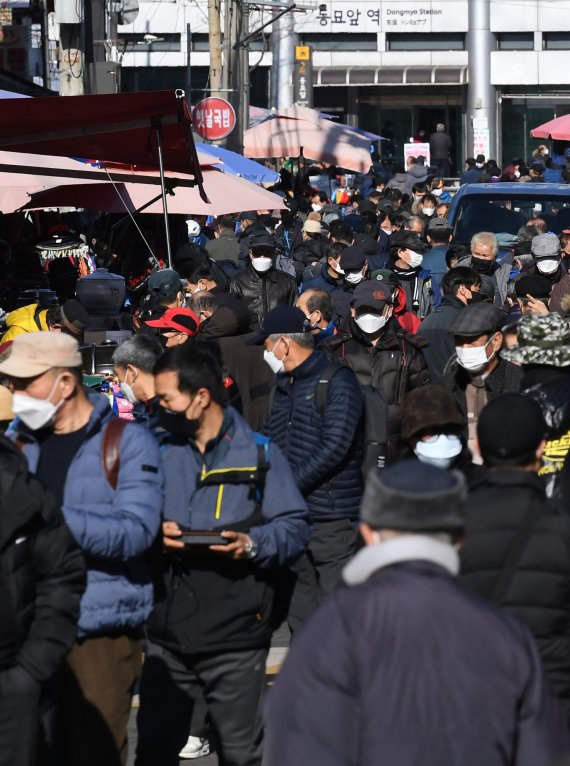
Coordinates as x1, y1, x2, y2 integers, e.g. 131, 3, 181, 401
255, 306, 364, 631
0, 332, 163, 766
135, 342, 310, 766
265, 461, 569, 766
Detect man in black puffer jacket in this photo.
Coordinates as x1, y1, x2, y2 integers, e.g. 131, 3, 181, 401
460, 394, 570, 721
0, 434, 85, 766
256, 306, 364, 631
329, 280, 430, 459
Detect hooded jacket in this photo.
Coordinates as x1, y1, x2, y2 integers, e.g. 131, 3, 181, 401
230, 262, 297, 330
265, 535, 569, 766
9, 392, 163, 638
1, 303, 49, 343
0, 434, 85, 681
404, 165, 428, 195
460, 470, 570, 718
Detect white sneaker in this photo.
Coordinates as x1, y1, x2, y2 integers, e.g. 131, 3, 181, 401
178, 736, 210, 760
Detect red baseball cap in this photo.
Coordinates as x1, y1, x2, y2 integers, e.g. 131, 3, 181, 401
146, 307, 200, 336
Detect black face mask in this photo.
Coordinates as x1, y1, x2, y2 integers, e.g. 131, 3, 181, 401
471, 256, 495, 275
466, 291, 481, 304
158, 408, 200, 438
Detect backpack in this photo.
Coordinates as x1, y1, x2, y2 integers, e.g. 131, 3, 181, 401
274, 251, 297, 279
315, 362, 389, 475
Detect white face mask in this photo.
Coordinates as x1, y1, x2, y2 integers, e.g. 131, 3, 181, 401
406, 249, 424, 269
355, 312, 388, 334
330, 259, 345, 276
251, 256, 273, 273
312, 203, 323, 212
414, 434, 463, 470
514, 170, 521, 179
263, 339, 285, 374
432, 188, 443, 197
536, 258, 560, 275
119, 370, 139, 405
345, 269, 365, 285
422, 207, 435, 217
543, 149, 549, 156
455, 337, 495, 374
11, 375, 64, 431
476, 162, 484, 169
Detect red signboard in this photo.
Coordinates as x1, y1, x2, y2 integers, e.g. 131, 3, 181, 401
192, 97, 236, 141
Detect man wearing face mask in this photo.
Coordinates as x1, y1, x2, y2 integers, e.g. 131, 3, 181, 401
230, 232, 297, 331
443, 302, 523, 462
418, 267, 481, 385
274, 199, 304, 259
340, 245, 369, 291
137, 269, 189, 333
1, 332, 163, 766
331, 281, 430, 458
256, 306, 364, 631
457, 232, 512, 307
112, 334, 164, 435
300, 241, 353, 324
518, 234, 570, 313
400, 385, 483, 484
136, 342, 310, 766
388, 230, 439, 319
296, 289, 336, 343
423, 217, 452, 284
145, 307, 201, 348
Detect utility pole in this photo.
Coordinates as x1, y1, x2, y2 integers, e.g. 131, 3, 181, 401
186, 22, 192, 111
56, 0, 85, 95
466, 0, 497, 162
270, 10, 295, 110
208, 0, 223, 97
224, 0, 249, 153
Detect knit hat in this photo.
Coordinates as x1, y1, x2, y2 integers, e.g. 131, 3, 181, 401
401, 385, 466, 442
303, 219, 322, 235
477, 394, 546, 463
500, 313, 570, 367
360, 460, 466, 532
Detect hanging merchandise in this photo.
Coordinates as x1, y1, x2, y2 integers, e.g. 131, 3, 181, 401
36, 234, 96, 276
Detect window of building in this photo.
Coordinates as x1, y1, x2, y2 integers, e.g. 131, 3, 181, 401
386, 33, 465, 51
543, 33, 570, 50
496, 33, 534, 51
300, 33, 377, 51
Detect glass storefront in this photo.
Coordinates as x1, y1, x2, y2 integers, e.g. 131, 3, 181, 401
501, 92, 570, 166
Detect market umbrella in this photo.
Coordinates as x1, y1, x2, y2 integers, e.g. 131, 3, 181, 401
530, 115, 570, 140
17, 167, 287, 216
195, 142, 279, 184
243, 105, 372, 173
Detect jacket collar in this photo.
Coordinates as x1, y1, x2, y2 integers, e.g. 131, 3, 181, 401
342, 535, 459, 586
320, 264, 344, 287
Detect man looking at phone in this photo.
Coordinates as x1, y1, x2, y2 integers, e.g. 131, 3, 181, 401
136, 342, 310, 766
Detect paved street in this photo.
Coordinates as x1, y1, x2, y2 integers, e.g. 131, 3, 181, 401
127, 625, 290, 765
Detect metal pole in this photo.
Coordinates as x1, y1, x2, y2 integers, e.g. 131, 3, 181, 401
466, 0, 497, 160
186, 22, 192, 111
270, 10, 294, 109
153, 118, 172, 269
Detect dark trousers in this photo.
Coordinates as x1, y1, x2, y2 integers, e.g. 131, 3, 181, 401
136, 641, 267, 766
434, 158, 450, 177
58, 634, 142, 766
288, 517, 360, 633
0, 666, 40, 766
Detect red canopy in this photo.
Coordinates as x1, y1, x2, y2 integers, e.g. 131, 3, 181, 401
0, 89, 205, 198
530, 114, 570, 141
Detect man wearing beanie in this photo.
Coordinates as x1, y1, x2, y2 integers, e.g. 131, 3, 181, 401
265, 461, 568, 766
460, 394, 570, 720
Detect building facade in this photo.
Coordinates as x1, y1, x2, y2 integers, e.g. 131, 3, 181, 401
114, 0, 570, 167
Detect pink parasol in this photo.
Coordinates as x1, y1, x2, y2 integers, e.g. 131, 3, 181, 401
530, 114, 570, 140
243, 105, 372, 173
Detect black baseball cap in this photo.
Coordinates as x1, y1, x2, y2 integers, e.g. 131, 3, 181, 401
390, 230, 429, 253
351, 280, 392, 311
246, 305, 309, 345
477, 394, 546, 463
340, 245, 367, 271
249, 232, 276, 252
239, 211, 258, 221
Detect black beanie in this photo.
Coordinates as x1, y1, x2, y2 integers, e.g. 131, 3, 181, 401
477, 394, 546, 464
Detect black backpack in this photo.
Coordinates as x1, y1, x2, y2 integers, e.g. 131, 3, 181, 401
314, 361, 389, 475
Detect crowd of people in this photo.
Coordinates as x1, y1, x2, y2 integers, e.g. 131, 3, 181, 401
1, 163, 570, 766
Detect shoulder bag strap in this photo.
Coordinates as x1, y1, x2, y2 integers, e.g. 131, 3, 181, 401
101, 418, 129, 490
